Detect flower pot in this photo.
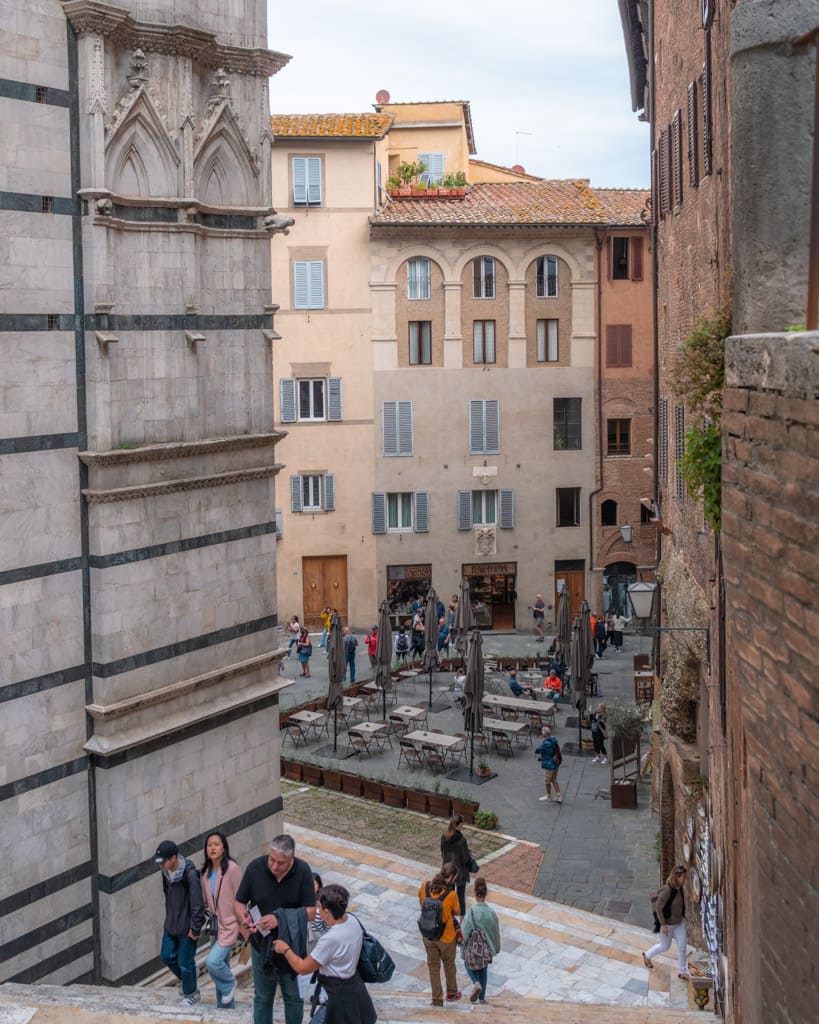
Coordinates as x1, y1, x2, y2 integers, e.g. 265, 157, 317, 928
281, 758, 303, 782
428, 794, 452, 818
382, 783, 406, 808
340, 772, 363, 797
406, 789, 429, 814
323, 769, 342, 792
452, 798, 479, 824
581, 738, 595, 751
610, 779, 638, 809
302, 763, 323, 787
476, 766, 491, 778
362, 779, 384, 803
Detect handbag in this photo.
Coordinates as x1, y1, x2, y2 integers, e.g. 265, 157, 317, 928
350, 914, 395, 984
203, 871, 224, 937
467, 856, 480, 874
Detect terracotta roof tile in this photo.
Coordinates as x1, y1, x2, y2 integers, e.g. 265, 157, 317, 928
271, 113, 393, 140
371, 181, 649, 228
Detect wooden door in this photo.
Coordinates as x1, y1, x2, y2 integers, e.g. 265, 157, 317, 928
555, 570, 585, 620
302, 555, 348, 629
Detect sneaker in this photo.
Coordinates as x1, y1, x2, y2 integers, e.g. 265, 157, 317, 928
538, 793, 551, 801
446, 992, 462, 1002
222, 979, 237, 1006
555, 794, 563, 803
431, 1000, 444, 1007
600, 758, 608, 766
592, 756, 600, 763
470, 983, 482, 1002
180, 990, 201, 1006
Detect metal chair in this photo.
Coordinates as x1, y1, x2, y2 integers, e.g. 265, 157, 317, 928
371, 721, 394, 750
421, 742, 446, 774
346, 731, 370, 757
388, 713, 409, 737
447, 734, 468, 768
398, 738, 424, 771
490, 731, 514, 759
281, 721, 308, 749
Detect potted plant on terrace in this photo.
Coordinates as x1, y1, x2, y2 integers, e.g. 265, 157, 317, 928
406, 786, 429, 814
340, 770, 364, 797
301, 758, 323, 787
476, 758, 492, 778
474, 809, 498, 830
362, 775, 384, 803
428, 778, 452, 818
382, 779, 407, 807
322, 765, 342, 792
452, 791, 479, 824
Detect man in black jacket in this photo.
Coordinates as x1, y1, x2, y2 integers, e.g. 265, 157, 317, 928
155, 839, 205, 1006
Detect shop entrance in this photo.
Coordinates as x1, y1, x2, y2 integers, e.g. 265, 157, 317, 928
555, 559, 585, 618
603, 561, 637, 617
386, 564, 432, 629
462, 562, 516, 630
302, 555, 347, 629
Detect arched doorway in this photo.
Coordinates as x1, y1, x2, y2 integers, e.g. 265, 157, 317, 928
603, 560, 636, 616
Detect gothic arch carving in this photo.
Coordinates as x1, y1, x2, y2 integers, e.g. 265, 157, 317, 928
194, 103, 258, 207
106, 88, 181, 198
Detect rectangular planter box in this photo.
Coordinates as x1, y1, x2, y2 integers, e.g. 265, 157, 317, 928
302, 763, 323, 787
362, 779, 384, 803
341, 773, 364, 797
382, 784, 406, 808
281, 759, 303, 782
323, 770, 342, 792
406, 790, 429, 814
452, 799, 479, 824
610, 780, 638, 808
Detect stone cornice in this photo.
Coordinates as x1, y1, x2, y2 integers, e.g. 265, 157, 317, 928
82, 463, 284, 503
62, 1, 291, 78
79, 432, 285, 467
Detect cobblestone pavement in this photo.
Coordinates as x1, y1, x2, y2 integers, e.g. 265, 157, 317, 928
279, 629, 660, 926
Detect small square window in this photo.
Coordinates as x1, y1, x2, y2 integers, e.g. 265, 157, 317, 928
387, 492, 413, 531
302, 474, 323, 510
35, 86, 47, 104
298, 379, 326, 421
537, 319, 559, 362
607, 418, 631, 456
556, 487, 581, 527
612, 237, 630, 280
409, 321, 432, 364
536, 255, 558, 298
472, 490, 497, 526
42, 196, 54, 213
47, 314, 59, 330
473, 256, 495, 298
472, 320, 495, 364
554, 398, 582, 450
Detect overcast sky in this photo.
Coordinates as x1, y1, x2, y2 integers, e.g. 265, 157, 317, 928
265, 0, 649, 188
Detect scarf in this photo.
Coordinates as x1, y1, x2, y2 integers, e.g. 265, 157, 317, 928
163, 854, 187, 884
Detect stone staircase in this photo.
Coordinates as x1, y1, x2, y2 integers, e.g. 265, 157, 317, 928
0, 823, 718, 1023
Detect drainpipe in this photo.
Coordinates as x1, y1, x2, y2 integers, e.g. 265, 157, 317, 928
648, 0, 662, 669
588, 230, 606, 607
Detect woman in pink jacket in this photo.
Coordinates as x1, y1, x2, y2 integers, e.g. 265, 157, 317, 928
200, 831, 244, 1008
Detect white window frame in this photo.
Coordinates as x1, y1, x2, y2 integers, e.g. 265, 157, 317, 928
293, 260, 325, 310
536, 255, 559, 298
292, 156, 322, 206
409, 321, 432, 365
472, 490, 497, 526
473, 256, 495, 299
298, 378, 326, 421
473, 320, 496, 364
302, 474, 324, 510
387, 492, 414, 532
537, 319, 559, 362
407, 257, 431, 300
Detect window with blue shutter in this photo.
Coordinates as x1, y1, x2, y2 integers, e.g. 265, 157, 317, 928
280, 378, 297, 422
293, 260, 325, 309
457, 490, 472, 530
498, 489, 515, 528
323, 473, 335, 511
371, 492, 387, 534
290, 475, 303, 512
414, 491, 429, 533
419, 152, 445, 185
469, 399, 500, 455
327, 377, 343, 421
382, 400, 413, 456
292, 156, 322, 206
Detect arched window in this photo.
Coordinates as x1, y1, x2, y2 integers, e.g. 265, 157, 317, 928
601, 499, 618, 526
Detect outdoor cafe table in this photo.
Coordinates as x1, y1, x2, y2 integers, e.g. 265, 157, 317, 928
404, 729, 462, 751
482, 716, 529, 737
341, 696, 368, 722
482, 693, 547, 715
348, 720, 390, 753
288, 709, 328, 739
391, 704, 428, 727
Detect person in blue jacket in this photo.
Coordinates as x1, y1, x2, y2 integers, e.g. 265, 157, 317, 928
534, 726, 562, 803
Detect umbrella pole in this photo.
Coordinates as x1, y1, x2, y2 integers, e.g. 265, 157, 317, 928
333, 708, 338, 754
578, 709, 582, 756
382, 684, 387, 722
428, 669, 433, 709
469, 726, 475, 778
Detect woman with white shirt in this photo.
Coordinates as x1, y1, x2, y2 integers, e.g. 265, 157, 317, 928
274, 883, 376, 1024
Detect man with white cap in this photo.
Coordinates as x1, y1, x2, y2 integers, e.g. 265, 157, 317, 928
155, 839, 205, 1006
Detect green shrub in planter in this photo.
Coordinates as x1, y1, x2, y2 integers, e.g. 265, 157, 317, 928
474, 809, 498, 830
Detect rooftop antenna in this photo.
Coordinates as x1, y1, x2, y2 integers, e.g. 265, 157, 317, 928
515, 130, 533, 164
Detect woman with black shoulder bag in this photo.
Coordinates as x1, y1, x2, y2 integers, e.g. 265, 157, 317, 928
440, 815, 477, 916
200, 831, 245, 1008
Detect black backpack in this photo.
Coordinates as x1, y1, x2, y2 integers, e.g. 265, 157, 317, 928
418, 882, 450, 940
350, 914, 395, 984
396, 633, 409, 654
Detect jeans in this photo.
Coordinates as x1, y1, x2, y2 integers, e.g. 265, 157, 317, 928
646, 922, 688, 972
319, 628, 328, 649
206, 940, 235, 1007
422, 937, 458, 1003
160, 931, 198, 996
250, 944, 303, 1024
345, 654, 356, 683
465, 964, 488, 1001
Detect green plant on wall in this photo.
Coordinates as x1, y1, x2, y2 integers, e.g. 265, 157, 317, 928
668, 309, 731, 532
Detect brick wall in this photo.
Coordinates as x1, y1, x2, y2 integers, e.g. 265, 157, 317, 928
722, 332, 819, 1024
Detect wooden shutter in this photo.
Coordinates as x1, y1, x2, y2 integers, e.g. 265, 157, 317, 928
498, 489, 515, 529
469, 399, 484, 453
397, 400, 413, 454
280, 378, 296, 422
290, 475, 303, 512
687, 80, 699, 187
413, 491, 429, 533
672, 110, 683, 208
323, 474, 335, 511
606, 237, 613, 281
606, 325, 619, 366
702, 34, 712, 177
371, 492, 387, 534
457, 490, 472, 530
631, 238, 643, 281
485, 399, 499, 453
651, 147, 659, 225
620, 325, 633, 366
327, 377, 343, 421
659, 128, 672, 216
382, 401, 398, 455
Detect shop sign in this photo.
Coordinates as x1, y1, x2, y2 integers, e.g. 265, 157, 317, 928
462, 562, 516, 576
387, 564, 432, 581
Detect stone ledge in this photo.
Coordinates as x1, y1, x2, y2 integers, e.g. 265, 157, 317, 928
79, 433, 286, 467
725, 331, 819, 394
84, 650, 290, 756
82, 463, 283, 502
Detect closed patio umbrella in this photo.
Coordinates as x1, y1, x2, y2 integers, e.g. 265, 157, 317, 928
463, 627, 484, 778
374, 599, 393, 720
569, 600, 594, 754
555, 587, 572, 672
452, 578, 475, 661
326, 611, 345, 754
423, 587, 440, 708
